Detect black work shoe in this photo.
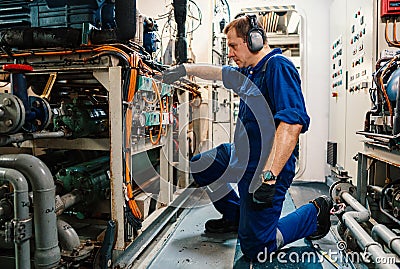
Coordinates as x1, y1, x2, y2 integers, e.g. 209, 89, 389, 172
205, 218, 239, 233
306, 195, 333, 240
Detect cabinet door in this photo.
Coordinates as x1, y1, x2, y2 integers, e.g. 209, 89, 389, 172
344, 0, 373, 179
329, 0, 348, 170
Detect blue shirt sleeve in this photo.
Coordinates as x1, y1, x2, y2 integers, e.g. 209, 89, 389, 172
266, 56, 310, 133
222, 65, 244, 94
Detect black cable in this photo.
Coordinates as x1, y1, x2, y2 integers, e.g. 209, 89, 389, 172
122, 67, 131, 102
222, 0, 231, 21
87, 51, 130, 67
187, 0, 202, 34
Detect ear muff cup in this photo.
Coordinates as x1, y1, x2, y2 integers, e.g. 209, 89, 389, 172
246, 15, 265, 52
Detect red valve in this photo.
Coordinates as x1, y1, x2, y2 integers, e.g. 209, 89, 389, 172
2, 64, 33, 73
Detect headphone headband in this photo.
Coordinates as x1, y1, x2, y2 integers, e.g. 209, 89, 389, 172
246, 14, 259, 30
245, 14, 265, 52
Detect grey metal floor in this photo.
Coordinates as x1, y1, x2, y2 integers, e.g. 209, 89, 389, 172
145, 182, 353, 269
147, 188, 237, 269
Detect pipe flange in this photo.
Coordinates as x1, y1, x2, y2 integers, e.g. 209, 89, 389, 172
0, 94, 25, 134
330, 181, 357, 204
22, 96, 52, 132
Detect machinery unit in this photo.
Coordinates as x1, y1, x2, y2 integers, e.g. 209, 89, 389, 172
0, 1, 204, 268
328, 1, 400, 267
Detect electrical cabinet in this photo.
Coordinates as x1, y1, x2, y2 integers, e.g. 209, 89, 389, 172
329, 0, 373, 180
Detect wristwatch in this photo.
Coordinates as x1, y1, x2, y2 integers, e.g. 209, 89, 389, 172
259, 170, 276, 183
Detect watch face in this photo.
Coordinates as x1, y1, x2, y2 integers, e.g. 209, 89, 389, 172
261, 170, 274, 181
263, 171, 272, 180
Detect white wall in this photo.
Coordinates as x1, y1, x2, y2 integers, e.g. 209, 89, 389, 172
228, 0, 333, 181
140, 0, 333, 181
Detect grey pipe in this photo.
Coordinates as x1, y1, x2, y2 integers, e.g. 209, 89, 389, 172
57, 219, 80, 252
55, 189, 84, 216
0, 131, 66, 146
341, 192, 397, 269
372, 224, 400, 257
367, 185, 383, 195
0, 154, 60, 269
0, 168, 31, 269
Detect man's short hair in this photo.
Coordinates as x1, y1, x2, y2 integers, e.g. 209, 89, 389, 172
223, 15, 267, 44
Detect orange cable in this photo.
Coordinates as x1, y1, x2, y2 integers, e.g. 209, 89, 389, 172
385, 20, 400, 47
124, 52, 142, 220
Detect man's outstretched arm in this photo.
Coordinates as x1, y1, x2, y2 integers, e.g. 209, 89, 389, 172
163, 64, 222, 84
183, 64, 222, 81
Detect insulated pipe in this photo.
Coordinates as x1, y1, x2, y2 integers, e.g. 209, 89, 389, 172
341, 192, 397, 269
372, 224, 400, 257
57, 219, 80, 252
0, 168, 31, 269
0, 154, 60, 269
173, 0, 188, 64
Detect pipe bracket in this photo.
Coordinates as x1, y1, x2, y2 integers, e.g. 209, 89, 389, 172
12, 217, 33, 244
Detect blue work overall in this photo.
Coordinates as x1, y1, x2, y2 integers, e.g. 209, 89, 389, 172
191, 48, 318, 259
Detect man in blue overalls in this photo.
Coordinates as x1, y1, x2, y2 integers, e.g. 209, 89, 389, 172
163, 15, 333, 261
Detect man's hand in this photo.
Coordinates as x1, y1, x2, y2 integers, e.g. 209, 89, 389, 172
252, 183, 276, 208
162, 64, 186, 84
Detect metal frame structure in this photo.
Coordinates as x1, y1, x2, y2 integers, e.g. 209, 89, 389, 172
0, 45, 194, 266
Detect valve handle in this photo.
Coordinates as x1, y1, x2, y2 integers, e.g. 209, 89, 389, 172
2, 64, 33, 73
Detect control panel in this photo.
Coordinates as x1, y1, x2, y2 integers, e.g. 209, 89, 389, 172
331, 36, 344, 92
348, 7, 369, 93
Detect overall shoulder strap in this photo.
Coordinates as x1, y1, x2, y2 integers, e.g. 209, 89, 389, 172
261, 54, 286, 110
261, 54, 287, 73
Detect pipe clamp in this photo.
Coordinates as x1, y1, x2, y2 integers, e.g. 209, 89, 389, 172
12, 217, 33, 244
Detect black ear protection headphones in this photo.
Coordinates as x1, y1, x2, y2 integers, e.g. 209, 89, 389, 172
246, 14, 265, 52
